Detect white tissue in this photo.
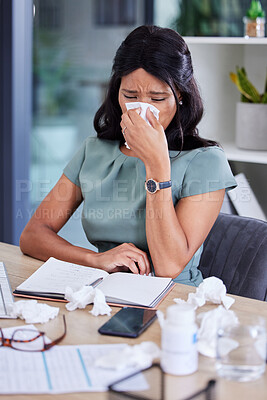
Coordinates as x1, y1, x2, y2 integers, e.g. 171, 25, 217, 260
197, 305, 239, 358
156, 310, 165, 329
124, 102, 160, 149
65, 286, 95, 311
174, 277, 235, 310
10, 300, 59, 324
126, 102, 160, 124
95, 341, 160, 371
65, 286, 112, 316
90, 288, 112, 316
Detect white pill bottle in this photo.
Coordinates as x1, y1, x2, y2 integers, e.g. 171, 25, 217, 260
160, 303, 198, 375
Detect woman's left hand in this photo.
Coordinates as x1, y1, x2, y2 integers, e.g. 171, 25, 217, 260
120, 108, 169, 167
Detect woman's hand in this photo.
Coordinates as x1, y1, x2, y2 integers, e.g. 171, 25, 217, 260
121, 108, 169, 167
91, 243, 151, 275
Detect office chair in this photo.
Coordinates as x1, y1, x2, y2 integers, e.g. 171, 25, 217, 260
198, 213, 267, 301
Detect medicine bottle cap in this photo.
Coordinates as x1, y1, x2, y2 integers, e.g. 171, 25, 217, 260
166, 304, 195, 325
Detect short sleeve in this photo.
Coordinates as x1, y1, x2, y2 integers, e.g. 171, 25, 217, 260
180, 147, 237, 198
63, 140, 86, 187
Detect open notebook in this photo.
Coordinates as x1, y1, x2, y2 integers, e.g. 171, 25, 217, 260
13, 258, 175, 309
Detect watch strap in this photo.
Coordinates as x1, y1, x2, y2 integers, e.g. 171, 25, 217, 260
158, 180, 172, 189
145, 178, 172, 194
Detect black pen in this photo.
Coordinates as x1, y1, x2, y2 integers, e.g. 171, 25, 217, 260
87, 277, 103, 288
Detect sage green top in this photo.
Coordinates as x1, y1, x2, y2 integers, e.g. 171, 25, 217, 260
63, 137, 237, 286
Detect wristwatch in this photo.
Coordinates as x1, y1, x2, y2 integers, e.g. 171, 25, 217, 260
145, 178, 172, 194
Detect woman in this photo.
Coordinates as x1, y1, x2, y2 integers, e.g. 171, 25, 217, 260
20, 25, 236, 286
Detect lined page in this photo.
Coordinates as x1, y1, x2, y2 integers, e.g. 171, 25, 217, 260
16, 258, 109, 294
98, 272, 172, 307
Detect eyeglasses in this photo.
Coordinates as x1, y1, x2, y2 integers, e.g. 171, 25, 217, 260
108, 363, 216, 400
0, 315, 66, 352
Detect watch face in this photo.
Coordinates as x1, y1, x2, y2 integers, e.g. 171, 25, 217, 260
146, 179, 157, 193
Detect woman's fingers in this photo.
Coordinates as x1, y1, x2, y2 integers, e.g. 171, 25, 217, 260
146, 108, 161, 129
97, 243, 151, 275
126, 108, 141, 124
121, 109, 138, 130
128, 243, 150, 274
120, 107, 145, 131
127, 259, 141, 274
119, 248, 149, 275
125, 109, 145, 127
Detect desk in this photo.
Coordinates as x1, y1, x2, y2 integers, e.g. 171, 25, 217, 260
0, 242, 267, 400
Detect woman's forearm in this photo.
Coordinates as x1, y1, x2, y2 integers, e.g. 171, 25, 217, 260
145, 162, 190, 279
20, 224, 151, 275
20, 225, 97, 267
146, 190, 190, 278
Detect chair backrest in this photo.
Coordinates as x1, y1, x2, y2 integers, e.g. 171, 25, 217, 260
198, 213, 267, 301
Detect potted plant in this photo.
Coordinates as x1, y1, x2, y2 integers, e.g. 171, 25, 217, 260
230, 67, 267, 150
243, 0, 265, 38
33, 31, 77, 164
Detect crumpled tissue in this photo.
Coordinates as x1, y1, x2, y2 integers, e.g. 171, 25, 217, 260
10, 300, 59, 324
156, 309, 165, 329
95, 341, 160, 371
65, 285, 112, 316
197, 305, 239, 358
124, 102, 160, 149
174, 277, 235, 310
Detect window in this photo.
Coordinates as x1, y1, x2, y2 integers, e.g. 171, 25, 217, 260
95, 0, 137, 25
31, 0, 149, 248
35, 0, 63, 30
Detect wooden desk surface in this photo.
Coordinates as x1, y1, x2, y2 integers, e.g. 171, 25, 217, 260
1, 242, 267, 400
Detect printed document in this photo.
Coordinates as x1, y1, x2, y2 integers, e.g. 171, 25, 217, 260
0, 325, 147, 394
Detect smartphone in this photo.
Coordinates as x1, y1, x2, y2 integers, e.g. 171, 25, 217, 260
98, 307, 157, 338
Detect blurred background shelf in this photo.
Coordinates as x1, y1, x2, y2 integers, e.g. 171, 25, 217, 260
185, 37, 267, 45
186, 37, 267, 217
222, 142, 267, 164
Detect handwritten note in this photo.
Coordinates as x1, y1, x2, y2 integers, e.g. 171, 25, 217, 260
16, 258, 108, 294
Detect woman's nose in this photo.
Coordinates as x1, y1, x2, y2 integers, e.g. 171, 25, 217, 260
137, 97, 151, 104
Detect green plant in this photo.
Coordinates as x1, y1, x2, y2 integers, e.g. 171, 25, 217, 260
230, 67, 267, 103
173, 0, 243, 37
246, 0, 265, 19
33, 31, 76, 116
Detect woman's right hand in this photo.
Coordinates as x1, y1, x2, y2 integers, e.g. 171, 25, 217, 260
91, 243, 151, 275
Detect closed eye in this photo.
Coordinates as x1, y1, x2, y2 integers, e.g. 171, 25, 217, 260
124, 94, 137, 99
151, 98, 166, 102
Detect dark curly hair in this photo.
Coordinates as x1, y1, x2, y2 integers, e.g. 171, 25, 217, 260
94, 25, 218, 151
